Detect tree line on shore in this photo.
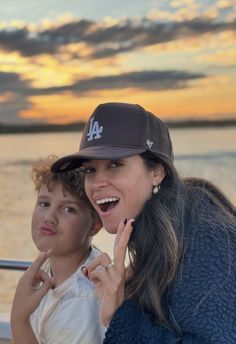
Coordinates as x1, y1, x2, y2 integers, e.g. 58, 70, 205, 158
0, 118, 236, 134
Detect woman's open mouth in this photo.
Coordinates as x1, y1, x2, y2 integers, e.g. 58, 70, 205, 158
96, 197, 119, 213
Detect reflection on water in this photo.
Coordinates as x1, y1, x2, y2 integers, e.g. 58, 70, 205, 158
0, 128, 235, 312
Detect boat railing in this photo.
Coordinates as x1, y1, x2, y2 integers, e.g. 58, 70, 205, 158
0, 259, 31, 342
0, 259, 31, 271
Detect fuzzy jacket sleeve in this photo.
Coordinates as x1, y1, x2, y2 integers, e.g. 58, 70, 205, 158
103, 299, 178, 343
104, 221, 236, 344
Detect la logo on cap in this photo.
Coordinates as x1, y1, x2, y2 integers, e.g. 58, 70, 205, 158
87, 117, 103, 141
146, 139, 153, 148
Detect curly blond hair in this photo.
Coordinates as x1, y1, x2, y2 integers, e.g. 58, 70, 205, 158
32, 155, 90, 205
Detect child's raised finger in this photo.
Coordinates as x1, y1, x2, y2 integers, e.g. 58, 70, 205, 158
32, 269, 51, 289
27, 250, 51, 276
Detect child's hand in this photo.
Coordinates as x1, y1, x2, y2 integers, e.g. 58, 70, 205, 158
11, 251, 53, 323
83, 219, 134, 328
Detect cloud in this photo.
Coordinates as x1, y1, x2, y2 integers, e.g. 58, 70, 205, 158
0, 69, 206, 98
0, 72, 33, 123
1, 11, 233, 124
0, 27, 59, 56
0, 19, 95, 57
0, 71, 29, 93
0, 94, 32, 124
0, 17, 235, 59
0, 69, 206, 123
15, 69, 206, 96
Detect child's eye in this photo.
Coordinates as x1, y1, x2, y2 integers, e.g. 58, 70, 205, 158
38, 201, 49, 207
64, 206, 76, 213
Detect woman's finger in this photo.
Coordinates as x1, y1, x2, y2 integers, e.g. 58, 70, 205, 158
114, 219, 134, 269
113, 219, 126, 252
86, 252, 112, 275
89, 269, 113, 289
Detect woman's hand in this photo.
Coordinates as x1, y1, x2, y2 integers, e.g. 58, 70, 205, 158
83, 219, 134, 327
11, 251, 53, 323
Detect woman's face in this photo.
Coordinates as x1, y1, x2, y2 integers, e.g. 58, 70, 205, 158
83, 155, 165, 234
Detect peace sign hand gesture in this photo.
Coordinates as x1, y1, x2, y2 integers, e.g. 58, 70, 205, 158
83, 219, 134, 328
11, 251, 53, 323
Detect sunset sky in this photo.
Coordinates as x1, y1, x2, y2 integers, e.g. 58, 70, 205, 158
0, 0, 235, 124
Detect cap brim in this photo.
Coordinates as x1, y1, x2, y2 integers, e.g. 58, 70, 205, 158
51, 145, 146, 172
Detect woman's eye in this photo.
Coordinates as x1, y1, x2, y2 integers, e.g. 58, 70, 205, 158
110, 161, 122, 168
83, 167, 95, 174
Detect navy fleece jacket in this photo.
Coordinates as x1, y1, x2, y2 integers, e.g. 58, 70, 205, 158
104, 207, 236, 343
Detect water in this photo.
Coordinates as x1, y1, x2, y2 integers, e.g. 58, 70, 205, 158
0, 128, 236, 312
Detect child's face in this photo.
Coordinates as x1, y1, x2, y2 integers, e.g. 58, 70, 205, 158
31, 182, 98, 256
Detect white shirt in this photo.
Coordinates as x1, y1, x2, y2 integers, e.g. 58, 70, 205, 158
30, 246, 105, 344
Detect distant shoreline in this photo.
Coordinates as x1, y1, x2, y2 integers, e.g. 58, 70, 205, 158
1, 119, 236, 134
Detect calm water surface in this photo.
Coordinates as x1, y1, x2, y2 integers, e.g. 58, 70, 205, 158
0, 128, 236, 312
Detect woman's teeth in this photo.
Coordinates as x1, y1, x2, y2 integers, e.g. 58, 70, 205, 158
96, 197, 119, 212
96, 197, 119, 205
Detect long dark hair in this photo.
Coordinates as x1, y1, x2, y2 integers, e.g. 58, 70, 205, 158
125, 151, 236, 326
184, 176, 236, 217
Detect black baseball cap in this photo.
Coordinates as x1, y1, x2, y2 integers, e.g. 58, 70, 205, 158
51, 102, 174, 172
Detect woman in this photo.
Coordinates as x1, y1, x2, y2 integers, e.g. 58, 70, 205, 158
52, 102, 236, 343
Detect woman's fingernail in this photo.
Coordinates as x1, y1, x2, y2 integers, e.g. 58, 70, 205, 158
81, 266, 88, 278
124, 218, 128, 225
131, 220, 135, 227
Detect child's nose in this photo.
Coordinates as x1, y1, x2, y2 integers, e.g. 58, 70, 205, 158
44, 209, 58, 225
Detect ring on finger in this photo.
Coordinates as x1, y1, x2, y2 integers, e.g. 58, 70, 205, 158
104, 261, 115, 271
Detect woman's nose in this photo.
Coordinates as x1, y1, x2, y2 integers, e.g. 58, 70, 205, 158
91, 170, 109, 189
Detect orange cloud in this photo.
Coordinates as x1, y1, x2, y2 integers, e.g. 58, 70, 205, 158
20, 94, 115, 123
19, 77, 236, 125
1, 12, 235, 125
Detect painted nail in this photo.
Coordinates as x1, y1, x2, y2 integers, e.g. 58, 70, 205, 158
123, 218, 128, 225
81, 266, 88, 278
131, 220, 135, 227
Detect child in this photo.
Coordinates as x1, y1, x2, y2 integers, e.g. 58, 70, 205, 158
11, 155, 105, 344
